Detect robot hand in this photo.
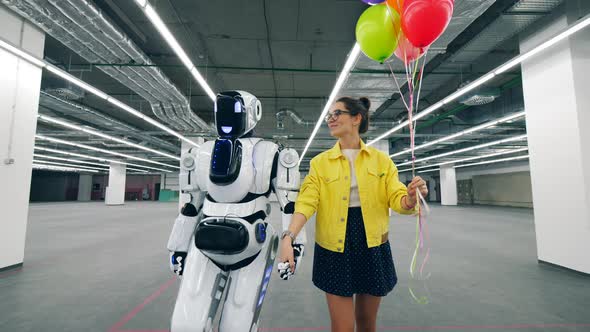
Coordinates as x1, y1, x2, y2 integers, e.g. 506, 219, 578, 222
169, 252, 188, 276
277, 243, 304, 280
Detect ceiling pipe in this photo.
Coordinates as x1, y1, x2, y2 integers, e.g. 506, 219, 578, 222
2, 0, 213, 132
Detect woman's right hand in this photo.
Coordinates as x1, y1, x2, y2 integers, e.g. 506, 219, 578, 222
279, 238, 295, 272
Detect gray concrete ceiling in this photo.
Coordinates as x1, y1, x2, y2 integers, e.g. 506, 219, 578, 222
14, 0, 573, 172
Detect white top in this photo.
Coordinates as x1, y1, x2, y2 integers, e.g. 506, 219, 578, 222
341, 149, 361, 207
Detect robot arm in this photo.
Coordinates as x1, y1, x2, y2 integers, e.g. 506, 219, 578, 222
167, 148, 206, 275
272, 148, 306, 280
272, 148, 307, 245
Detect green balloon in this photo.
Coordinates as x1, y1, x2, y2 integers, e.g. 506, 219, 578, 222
355, 4, 401, 63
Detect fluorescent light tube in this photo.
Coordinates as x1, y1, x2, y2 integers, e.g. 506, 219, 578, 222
417, 168, 440, 174
369, 13, 590, 146
0, 38, 46, 68
34, 153, 108, 168
396, 134, 527, 166
33, 159, 108, 171
33, 164, 100, 173
299, 43, 361, 164
390, 111, 526, 158
139, 3, 216, 101
38, 114, 180, 161
45, 64, 109, 100
34, 146, 174, 173
35, 135, 179, 169
454, 155, 529, 169
398, 147, 528, 173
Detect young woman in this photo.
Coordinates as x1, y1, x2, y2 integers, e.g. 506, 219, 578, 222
279, 96, 428, 332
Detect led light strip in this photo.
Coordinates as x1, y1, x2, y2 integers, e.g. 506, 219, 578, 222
396, 134, 528, 167
0, 37, 199, 148
33, 159, 108, 171
37, 114, 180, 161
368, 13, 590, 146
390, 111, 526, 158
299, 43, 362, 163
417, 155, 530, 173
398, 147, 529, 173
34, 153, 110, 168
34, 146, 174, 173
35, 134, 179, 169
33, 153, 149, 173
134, 0, 216, 101
33, 164, 100, 173
454, 154, 529, 168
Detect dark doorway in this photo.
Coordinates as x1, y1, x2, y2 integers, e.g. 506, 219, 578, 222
154, 183, 161, 201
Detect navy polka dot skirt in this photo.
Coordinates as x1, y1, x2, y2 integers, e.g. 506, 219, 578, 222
312, 207, 398, 297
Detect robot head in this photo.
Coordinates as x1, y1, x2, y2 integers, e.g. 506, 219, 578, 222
214, 91, 262, 138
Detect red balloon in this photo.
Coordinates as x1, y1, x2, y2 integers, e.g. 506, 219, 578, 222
394, 31, 428, 63
401, 0, 454, 48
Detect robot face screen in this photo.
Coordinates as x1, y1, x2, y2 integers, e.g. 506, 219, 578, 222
215, 94, 247, 138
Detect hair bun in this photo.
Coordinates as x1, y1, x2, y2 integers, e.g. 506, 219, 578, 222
359, 97, 371, 111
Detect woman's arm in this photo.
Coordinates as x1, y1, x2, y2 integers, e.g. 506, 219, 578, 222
385, 159, 417, 215
286, 212, 308, 240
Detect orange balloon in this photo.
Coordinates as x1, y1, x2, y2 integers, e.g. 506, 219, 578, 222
386, 0, 404, 14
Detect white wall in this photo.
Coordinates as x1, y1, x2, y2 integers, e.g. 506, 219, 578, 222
472, 172, 533, 208
520, 4, 590, 273
0, 6, 45, 269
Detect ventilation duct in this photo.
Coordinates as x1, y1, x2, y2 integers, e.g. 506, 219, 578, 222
2, 0, 213, 133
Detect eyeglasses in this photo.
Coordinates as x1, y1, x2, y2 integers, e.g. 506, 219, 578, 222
324, 109, 351, 122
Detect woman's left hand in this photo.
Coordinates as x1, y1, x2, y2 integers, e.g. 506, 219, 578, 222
407, 176, 428, 205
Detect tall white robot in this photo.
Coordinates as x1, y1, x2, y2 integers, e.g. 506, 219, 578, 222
166, 91, 306, 332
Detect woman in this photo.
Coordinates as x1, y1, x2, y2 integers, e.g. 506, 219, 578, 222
279, 96, 428, 332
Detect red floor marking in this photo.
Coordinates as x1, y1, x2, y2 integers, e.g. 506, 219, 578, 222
117, 330, 169, 332
107, 278, 590, 332
0, 267, 23, 278
257, 323, 590, 331
108, 277, 176, 332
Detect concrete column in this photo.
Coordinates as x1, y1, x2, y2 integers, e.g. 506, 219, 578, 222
105, 163, 126, 205
440, 165, 458, 206
179, 137, 204, 210
77, 174, 92, 201
520, 3, 590, 273
0, 7, 45, 270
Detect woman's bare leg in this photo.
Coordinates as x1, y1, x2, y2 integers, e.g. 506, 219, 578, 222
354, 293, 382, 332
325, 293, 355, 332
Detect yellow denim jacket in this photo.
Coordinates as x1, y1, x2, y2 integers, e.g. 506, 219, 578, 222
294, 140, 415, 252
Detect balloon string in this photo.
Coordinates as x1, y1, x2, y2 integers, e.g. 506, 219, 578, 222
414, 50, 428, 114
405, 55, 431, 305
387, 62, 410, 112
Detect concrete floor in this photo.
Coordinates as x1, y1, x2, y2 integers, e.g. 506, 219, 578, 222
0, 201, 589, 332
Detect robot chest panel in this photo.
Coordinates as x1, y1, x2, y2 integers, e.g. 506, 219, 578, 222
199, 138, 274, 203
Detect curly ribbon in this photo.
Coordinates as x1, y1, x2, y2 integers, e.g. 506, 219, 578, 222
388, 48, 431, 304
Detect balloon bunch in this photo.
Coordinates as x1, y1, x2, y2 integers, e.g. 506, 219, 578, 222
356, 0, 454, 64
356, 0, 454, 305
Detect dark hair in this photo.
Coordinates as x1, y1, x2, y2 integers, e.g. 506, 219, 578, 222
336, 96, 370, 134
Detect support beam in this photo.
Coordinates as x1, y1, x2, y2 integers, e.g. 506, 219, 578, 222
440, 165, 458, 206
105, 163, 126, 205
0, 6, 45, 270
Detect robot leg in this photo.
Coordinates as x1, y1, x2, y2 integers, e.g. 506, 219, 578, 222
171, 239, 228, 332
218, 224, 279, 332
